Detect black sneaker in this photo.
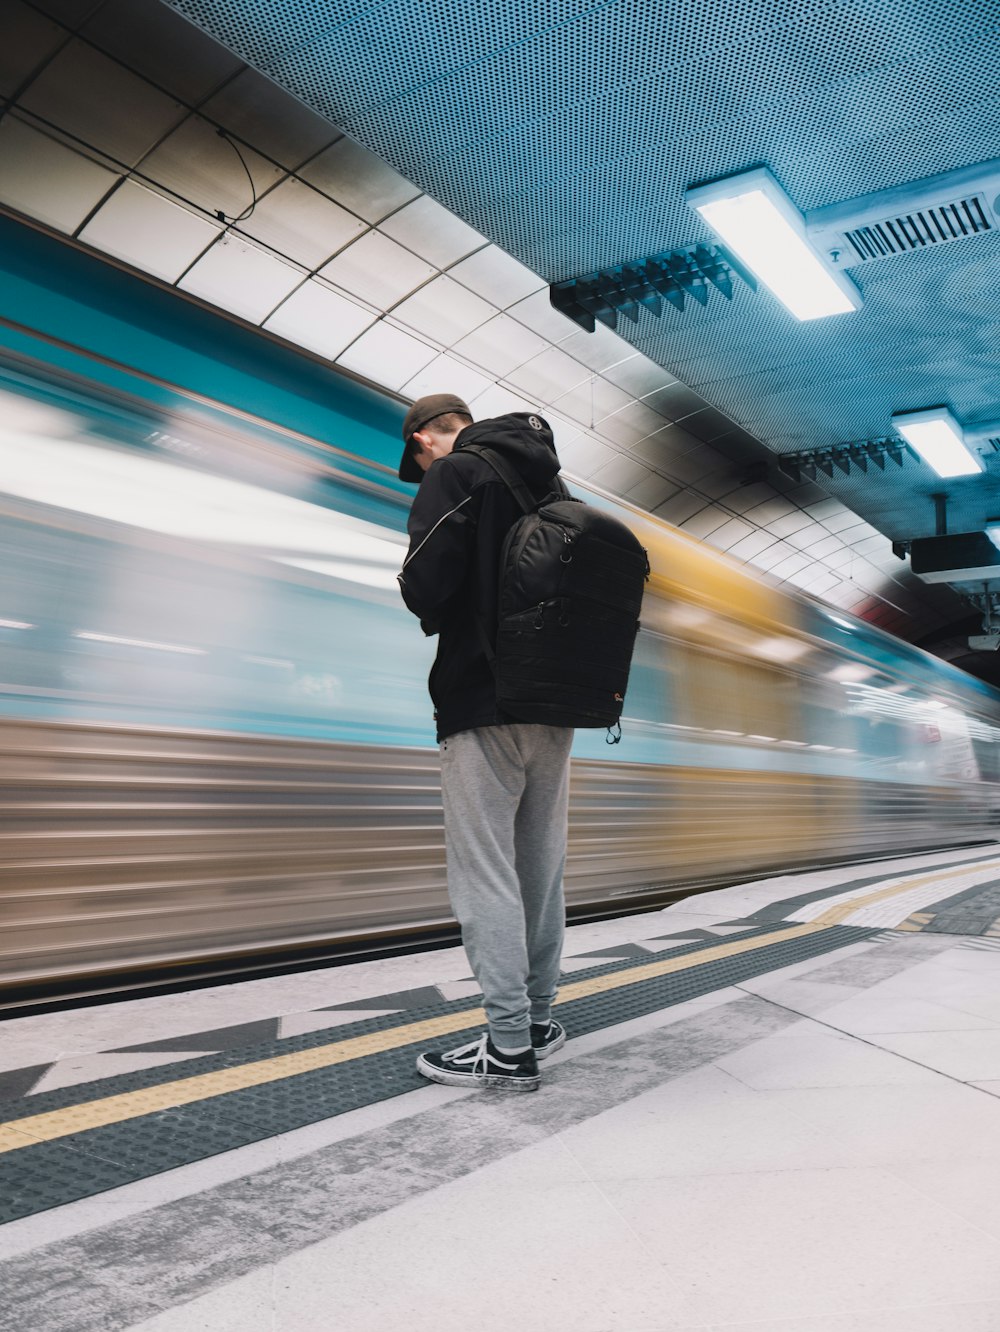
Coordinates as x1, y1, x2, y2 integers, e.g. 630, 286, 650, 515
530, 1019, 566, 1061
416, 1034, 540, 1091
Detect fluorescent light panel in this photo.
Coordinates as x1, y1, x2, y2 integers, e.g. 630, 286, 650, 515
686, 168, 861, 320
892, 408, 982, 478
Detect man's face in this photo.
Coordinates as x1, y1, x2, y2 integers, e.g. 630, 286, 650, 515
411, 426, 461, 473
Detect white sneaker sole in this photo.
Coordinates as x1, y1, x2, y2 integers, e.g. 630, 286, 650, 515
533, 1028, 567, 1061
416, 1054, 540, 1091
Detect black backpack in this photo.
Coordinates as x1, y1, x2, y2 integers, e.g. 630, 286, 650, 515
467, 446, 649, 741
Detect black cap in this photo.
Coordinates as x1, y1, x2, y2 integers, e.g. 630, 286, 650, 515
399, 393, 472, 482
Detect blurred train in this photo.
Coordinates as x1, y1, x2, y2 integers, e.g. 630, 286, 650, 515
2, 215, 1000, 994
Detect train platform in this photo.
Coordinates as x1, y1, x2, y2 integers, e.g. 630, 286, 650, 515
3, 844, 1000, 1331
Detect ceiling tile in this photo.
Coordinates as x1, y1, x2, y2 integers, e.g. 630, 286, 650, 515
681, 506, 731, 540
628, 423, 701, 467
696, 464, 744, 499
681, 405, 738, 443
715, 481, 776, 514
506, 346, 590, 402
819, 507, 869, 535
178, 234, 305, 322
27, 0, 101, 25
590, 455, 651, 494
825, 548, 857, 571
447, 246, 544, 309
0, 114, 117, 232
625, 473, 678, 512
855, 535, 890, 557
139, 115, 284, 221
336, 322, 437, 391
743, 497, 798, 525
539, 411, 585, 450
507, 288, 581, 344
80, 0, 243, 104
770, 552, 812, 580
807, 534, 846, 560
380, 195, 485, 268
748, 541, 796, 572
466, 384, 541, 419
79, 179, 221, 281
201, 67, 338, 169
640, 382, 706, 422
263, 280, 375, 360
598, 400, 670, 448
654, 492, 707, 526
553, 376, 632, 428
391, 275, 496, 347
785, 522, 828, 550
601, 354, 678, 400
318, 231, 434, 309
401, 354, 493, 405
704, 517, 755, 552
556, 434, 618, 479
299, 136, 421, 223
768, 511, 815, 539
804, 499, 843, 522
728, 530, 779, 561
19, 40, 186, 167
0, 2, 65, 99
786, 481, 832, 507
236, 177, 365, 269
557, 321, 636, 372
453, 314, 547, 379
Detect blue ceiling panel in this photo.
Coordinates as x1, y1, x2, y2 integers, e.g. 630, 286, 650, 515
164, 0, 1000, 546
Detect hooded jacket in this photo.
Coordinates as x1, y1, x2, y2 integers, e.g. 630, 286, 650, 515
398, 412, 564, 741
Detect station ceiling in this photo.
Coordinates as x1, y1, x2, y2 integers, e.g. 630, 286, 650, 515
2, 0, 999, 675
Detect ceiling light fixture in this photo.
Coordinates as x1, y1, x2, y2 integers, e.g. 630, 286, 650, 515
891, 408, 982, 478
686, 168, 861, 320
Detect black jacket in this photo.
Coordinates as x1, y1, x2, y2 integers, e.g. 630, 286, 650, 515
398, 413, 563, 741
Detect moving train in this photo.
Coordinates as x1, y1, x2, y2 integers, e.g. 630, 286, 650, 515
2, 217, 999, 993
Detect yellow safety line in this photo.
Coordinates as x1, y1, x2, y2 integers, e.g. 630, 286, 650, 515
0, 919, 830, 1154
3, 854, 992, 1156
809, 857, 1000, 928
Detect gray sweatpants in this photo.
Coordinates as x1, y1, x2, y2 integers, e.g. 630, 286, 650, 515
439, 723, 574, 1050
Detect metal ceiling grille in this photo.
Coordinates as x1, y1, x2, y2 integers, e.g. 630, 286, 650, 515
550, 242, 755, 332
843, 195, 993, 262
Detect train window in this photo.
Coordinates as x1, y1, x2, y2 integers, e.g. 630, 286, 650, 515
668, 638, 792, 741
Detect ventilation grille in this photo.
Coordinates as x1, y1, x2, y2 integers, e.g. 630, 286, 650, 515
843, 195, 992, 262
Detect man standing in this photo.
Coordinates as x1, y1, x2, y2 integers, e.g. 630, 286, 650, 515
397, 394, 573, 1092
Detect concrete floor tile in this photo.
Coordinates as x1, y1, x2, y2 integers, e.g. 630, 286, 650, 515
558, 1064, 841, 1180
124, 1267, 274, 1330
699, 1300, 1000, 1330
868, 1029, 1000, 1081
713, 1022, 941, 1090
601, 1165, 1000, 1325
735, 977, 860, 1017
885, 1156, 1000, 1242
754, 1082, 1000, 1166
817, 993, 1000, 1035
270, 1167, 705, 1332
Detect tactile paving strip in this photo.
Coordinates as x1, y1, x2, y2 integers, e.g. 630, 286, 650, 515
0, 922, 873, 1223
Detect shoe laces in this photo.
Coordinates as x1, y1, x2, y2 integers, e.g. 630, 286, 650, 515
442, 1033, 490, 1077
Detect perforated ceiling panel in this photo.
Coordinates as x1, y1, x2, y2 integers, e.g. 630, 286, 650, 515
164, 0, 998, 271
163, 0, 1000, 568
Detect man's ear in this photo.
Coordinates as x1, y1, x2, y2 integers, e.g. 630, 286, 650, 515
411, 429, 430, 455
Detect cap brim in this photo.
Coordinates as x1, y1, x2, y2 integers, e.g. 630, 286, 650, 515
398, 443, 423, 483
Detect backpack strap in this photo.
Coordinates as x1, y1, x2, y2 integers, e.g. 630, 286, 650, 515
463, 444, 567, 511
463, 445, 548, 681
